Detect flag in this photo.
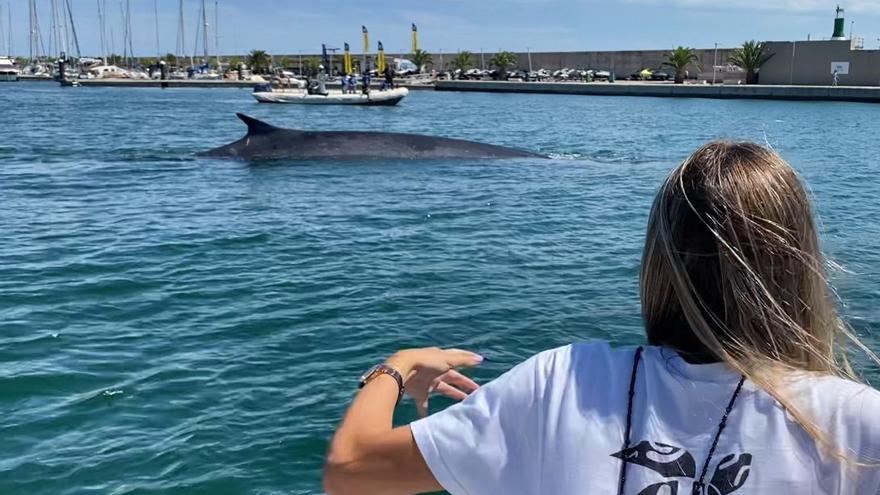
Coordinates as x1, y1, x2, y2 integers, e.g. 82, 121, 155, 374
411, 23, 419, 52
343, 42, 352, 74
362, 26, 369, 54
377, 41, 386, 73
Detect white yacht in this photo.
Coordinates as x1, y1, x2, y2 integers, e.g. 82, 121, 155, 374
0, 56, 20, 82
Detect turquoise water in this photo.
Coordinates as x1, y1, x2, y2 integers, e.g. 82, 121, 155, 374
1, 83, 878, 494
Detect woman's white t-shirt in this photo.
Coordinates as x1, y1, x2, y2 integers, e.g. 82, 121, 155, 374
411, 342, 880, 494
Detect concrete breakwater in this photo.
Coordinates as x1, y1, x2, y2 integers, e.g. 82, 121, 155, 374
435, 80, 880, 103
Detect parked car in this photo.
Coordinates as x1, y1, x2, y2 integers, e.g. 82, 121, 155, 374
528, 69, 550, 81
630, 68, 670, 81
592, 69, 611, 81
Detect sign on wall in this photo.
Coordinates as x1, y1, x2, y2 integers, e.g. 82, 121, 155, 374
831, 61, 850, 74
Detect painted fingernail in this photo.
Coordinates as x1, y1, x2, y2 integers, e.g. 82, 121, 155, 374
474, 354, 484, 363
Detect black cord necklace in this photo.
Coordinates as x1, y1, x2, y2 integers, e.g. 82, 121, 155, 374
616, 347, 746, 495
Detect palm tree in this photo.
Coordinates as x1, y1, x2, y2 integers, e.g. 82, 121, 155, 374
247, 49, 271, 74
662, 46, 701, 84
449, 51, 474, 78
489, 51, 517, 80
302, 57, 322, 77
276, 57, 293, 70
728, 40, 774, 84
410, 49, 433, 73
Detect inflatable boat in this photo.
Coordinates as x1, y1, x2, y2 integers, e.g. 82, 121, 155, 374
252, 86, 409, 106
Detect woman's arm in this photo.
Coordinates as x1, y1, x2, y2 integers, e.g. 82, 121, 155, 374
323, 348, 483, 495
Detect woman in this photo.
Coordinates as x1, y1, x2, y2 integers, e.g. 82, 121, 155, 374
324, 141, 880, 494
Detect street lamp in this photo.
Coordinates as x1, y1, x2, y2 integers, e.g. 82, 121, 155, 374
712, 42, 718, 84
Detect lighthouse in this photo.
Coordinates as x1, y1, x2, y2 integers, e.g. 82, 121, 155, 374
831, 5, 846, 39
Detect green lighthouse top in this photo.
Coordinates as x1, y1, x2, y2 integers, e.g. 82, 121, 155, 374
832, 5, 846, 38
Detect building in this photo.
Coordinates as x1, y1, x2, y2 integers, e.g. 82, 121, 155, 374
759, 39, 880, 86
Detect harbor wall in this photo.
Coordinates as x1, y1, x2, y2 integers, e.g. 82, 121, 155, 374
759, 40, 880, 86
270, 48, 737, 79
453, 49, 736, 78
434, 80, 880, 103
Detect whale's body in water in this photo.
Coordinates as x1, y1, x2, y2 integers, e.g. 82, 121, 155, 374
199, 114, 546, 161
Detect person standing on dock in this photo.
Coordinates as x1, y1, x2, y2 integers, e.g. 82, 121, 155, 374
832, 69, 839, 87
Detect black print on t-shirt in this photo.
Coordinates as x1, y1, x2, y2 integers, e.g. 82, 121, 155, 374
610, 440, 752, 495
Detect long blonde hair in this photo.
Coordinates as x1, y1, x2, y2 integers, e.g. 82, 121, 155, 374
640, 140, 878, 460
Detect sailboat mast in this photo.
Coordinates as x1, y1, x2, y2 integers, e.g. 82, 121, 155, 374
202, 0, 209, 65
65, 0, 81, 61
128, 0, 134, 67
61, 0, 70, 56
214, 1, 220, 69
30, 1, 34, 62
29, 0, 45, 64
176, 0, 185, 67
48, 0, 56, 57
97, 0, 104, 62
53, 0, 60, 56
153, 0, 160, 58
191, 0, 199, 67
119, 1, 126, 66
0, 5, 5, 57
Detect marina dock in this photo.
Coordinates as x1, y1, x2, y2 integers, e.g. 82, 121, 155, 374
435, 80, 880, 103
72, 79, 262, 88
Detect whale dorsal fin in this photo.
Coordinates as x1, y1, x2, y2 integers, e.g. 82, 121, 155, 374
236, 113, 282, 135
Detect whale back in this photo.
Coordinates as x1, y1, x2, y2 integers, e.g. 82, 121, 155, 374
198, 114, 546, 160
236, 113, 284, 135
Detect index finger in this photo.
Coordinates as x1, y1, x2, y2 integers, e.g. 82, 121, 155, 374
442, 349, 484, 368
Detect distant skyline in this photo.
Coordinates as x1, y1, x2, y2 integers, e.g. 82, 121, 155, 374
2, 0, 880, 58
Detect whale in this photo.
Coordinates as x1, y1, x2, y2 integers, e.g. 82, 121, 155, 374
198, 113, 546, 161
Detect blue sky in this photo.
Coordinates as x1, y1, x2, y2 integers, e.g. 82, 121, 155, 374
3, 0, 880, 57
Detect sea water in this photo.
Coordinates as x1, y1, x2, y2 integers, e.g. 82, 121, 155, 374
1, 84, 878, 494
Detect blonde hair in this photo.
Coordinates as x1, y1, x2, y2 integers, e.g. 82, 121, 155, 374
640, 140, 878, 461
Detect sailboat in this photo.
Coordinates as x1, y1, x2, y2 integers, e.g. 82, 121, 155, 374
21, 0, 51, 78
0, 4, 17, 81
190, 0, 220, 79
